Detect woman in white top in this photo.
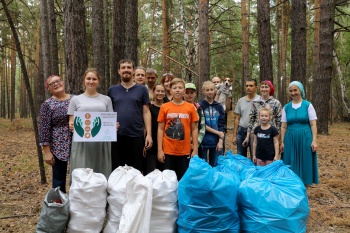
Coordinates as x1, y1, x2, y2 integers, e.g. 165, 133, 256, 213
68, 68, 114, 179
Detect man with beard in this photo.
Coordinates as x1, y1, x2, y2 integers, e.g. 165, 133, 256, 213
107, 59, 152, 172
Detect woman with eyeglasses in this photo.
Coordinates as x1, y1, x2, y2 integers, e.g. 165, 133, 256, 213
39, 75, 73, 193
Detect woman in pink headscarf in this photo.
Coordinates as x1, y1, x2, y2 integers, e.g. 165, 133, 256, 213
242, 80, 282, 161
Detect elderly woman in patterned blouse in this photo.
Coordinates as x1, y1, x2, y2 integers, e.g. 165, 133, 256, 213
242, 80, 282, 159
39, 75, 73, 193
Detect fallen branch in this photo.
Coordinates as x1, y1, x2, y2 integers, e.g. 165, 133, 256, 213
0, 214, 35, 220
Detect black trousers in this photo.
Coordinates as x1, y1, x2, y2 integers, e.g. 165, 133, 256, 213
111, 135, 145, 173
164, 154, 190, 181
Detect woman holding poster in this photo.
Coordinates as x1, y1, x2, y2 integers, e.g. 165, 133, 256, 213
68, 68, 114, 180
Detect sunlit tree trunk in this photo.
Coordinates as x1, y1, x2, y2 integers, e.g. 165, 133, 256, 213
162, 0, 168, 74
314, 0, 335, 135
312, 0, 320, 102
198, 0, 209, 100
291, 0, 307, 85
257, 0, 273, 83
241, 0, 249, 96
112, 0, 125, 84
179, 0, 191, 81
64, 0, 88, 93
193, 0, 199, 73
333, 49, 350, 120
276, 0, 281, 99
281, 0, 290, 105
92, 0, 106, 92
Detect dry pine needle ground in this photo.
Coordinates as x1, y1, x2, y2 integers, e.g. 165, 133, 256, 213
0, 117, 349, 232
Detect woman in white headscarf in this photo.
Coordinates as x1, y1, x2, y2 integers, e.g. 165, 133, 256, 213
280, 81, 319, 186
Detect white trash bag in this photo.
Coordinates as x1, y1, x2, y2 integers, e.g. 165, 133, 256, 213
67, 168, 107, 233
117, 174, 153, 233
146, 169, 178, 233
103, 165, 141, 233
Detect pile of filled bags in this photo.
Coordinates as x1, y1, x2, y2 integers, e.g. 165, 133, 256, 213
36, 151, 310, 233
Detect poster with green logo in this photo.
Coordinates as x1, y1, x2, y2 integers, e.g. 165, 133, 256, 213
73, 111, 117, 142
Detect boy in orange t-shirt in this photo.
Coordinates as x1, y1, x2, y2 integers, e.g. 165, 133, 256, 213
157, 78, 199, 180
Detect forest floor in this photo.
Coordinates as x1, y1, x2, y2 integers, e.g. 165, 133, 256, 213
0, 114, 350, 232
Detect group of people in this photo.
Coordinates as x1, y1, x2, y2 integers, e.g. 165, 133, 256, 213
233, 79, 319, 186
39, 59, 319, 194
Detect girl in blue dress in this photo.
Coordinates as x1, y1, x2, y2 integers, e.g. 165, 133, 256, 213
280, 81, 319, 186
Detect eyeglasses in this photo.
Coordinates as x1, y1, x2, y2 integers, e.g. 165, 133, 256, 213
48, 79, 63, 87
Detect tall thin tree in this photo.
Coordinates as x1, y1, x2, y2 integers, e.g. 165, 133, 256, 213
1, 0, 47, 184
241, 0, 250, 96
198, 0, 210, 100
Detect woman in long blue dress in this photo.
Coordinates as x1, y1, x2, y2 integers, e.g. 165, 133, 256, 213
280, 81, 319, 185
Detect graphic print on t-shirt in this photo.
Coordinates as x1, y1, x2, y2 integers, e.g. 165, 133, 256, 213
166, 116, 184, 140
257, 133, 271, 139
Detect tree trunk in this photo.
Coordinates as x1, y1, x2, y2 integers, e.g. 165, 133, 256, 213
312, 0, 320, 102
40, 0, 52, 81
125, 0, 138, 64
193, 0, 199, 74
34, 22, 45, 115
10, 38, 16, 121
333, 49, 350, 120
281, 0, 290, 105
112, 0, 125, 84
314, 0, 335, 135
92, 0, 106, 93
276, 0, 282, 100
179, 0, 192, 81
47, 0, 59, 75
198, 0, 210, 100
1, 45, 5, 118
291, 0, 307, 85
1, 0, 47, 184
162, 0, 168, 74
104, 0, 111, 89
257, 0, 273, 83
64, 0, 88, 94
241, 0, 249, 96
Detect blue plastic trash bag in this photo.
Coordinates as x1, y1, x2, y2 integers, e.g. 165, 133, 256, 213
177, 156, 240, 233
238, 161, 310, 233
217, 151, 256, 180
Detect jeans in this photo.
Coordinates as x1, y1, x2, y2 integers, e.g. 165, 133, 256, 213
236, 126, 253, 158
52, 156, 68, 193
198, 147, 219, 167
